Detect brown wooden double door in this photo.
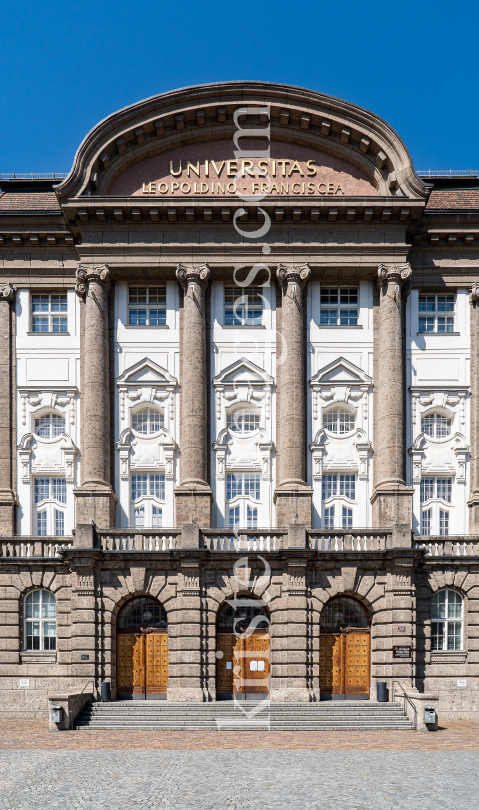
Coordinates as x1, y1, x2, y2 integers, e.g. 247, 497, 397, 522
216, 632, 270, 697
117, 633, 168, 698
319, 632, 370, 698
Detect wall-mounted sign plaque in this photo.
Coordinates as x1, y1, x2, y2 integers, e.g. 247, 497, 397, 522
393, 646, 412, 659
81, 654, 90, 660
397, 626, 406, 632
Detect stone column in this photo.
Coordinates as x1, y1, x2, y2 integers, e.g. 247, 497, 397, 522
175, 264, 212, 527
0, 284, 17, 535
468, 283, 479, 529
74, 264, 116, 527
371, 263, 413, 527
274, 264, 313, 527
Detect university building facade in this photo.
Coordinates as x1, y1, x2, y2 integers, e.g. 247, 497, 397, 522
0, 81, 478, 723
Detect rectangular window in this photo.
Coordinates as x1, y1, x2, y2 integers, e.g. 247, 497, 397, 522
34, 478, 66, 505
224, 286, 263, 326
320, 287, 358, 327
128, 286, 167, 326
37, 510, 47, 536
421, 477, 452, 503
226, 473, 261, 501
229, 505, 240, 529
152, 506, 162, 528
418, 293, 455, 333
342, 506, 353, 529
54, 510, 64, 537
439, 510, 449, 536
51, 479, 67, 504
132, 474, 165, 501
31, 293, 68, 333
247, 506, 258, 529
324, 506, 334, 529
421, 508, 432, 536
322, 474, 355, 500
134, 505, 145, 528
34, 479, 50, 504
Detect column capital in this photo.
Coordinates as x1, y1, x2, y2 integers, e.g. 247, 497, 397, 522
470, 283, 479, 304
276, 263, 311, 288
0, 284, 15, 303
176, 263, 210, 290
76, 263, 111, 297
377, 263, 412, 289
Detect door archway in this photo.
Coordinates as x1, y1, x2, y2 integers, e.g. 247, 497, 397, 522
216, 598, 270, 700
319, 596, 370, 700
116, 596, 168, 700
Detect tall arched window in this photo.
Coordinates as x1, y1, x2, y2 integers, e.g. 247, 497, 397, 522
227, 408, 260, 435
34, 413, 65, 438
132, 407, 164, 434
24, 590, 56, 650
431, 589, 463, 650
322, 407, 355, 434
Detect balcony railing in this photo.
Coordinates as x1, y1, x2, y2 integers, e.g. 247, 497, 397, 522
0, 172, 68, 180
99, 529, 181, 552
0, 537, 73, 558
417, 170, 479, 177
415, 537, 479, 556
308, 530, 389, 551
204, 529, 286, 552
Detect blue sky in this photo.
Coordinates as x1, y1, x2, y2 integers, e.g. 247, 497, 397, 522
1, 0, 477, 173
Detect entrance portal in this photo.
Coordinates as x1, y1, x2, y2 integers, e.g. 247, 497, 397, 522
116, 597, 168, 700
216, 600, 270, 700
319, 596, 370, 700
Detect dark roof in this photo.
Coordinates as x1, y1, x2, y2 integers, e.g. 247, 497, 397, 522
426, 188, 479, 212
0, 191, 60, 212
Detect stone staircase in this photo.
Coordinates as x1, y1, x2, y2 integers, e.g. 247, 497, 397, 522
75, 700, 414, 731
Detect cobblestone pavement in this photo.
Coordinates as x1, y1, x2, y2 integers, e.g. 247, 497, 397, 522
0, 749, 478, 810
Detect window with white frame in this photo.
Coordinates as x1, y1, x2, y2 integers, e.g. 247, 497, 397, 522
24, 590, 56, 651
128, 286, 166, 326
418, 293, 455, 333
421, 412, 452, 438
34, 478, 66, 536
322, 407, 355, 434
131, 473, 165, 527
420, 476, 452, 536
31, 293, 67, 333
226, 472, 260, 529
431, 590, 463, 651
320, 287, 358, 326
34, 413, 65, 438
321, 474, 356, 528
227, 408, 260, 434
224, 286, 263, 326
132, 407, 164, 435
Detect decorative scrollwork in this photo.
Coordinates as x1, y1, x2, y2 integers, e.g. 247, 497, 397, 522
176, 263, 210, 290
0, 284, 15, 303
377, 263, 412, 289
76, 263, 110, 296
276, 264, 311, 288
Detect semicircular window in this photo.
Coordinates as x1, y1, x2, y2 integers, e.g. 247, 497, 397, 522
218, 599, 269, 633
117, 597, 167, 631
322, 408, 355, 434
320, 596, 369, 630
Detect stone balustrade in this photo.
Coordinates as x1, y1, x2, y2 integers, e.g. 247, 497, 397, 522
415, 536, 479, 556
98, 529, 180, 552
204, 529, 286, 552
308, 530, 389, 552
0, 537, 73, 558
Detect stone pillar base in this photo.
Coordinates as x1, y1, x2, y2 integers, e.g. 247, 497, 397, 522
167, 686, 205, 702
175, 487, 212, 527
274, 488, 313, 528
371, 485, 414, 528
0, 490, 17, 535
270, 685, 313, 702
74, 486, 117, 527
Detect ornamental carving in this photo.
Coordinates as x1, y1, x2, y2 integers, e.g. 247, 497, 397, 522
176, 263, 210, 290
377, 263, 412, 288
0, 284, 15, 303
76, 263, 110, 296
276, 264, 311, 288
470, 283, 479, 304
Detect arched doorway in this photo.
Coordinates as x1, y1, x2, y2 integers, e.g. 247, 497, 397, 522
216, 599, 270, 700
116, 596, 168, 700
319, 596, 370, 700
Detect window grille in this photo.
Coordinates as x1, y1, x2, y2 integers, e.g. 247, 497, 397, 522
322, 474, 355, 501
324, 506, 334, 529
131, 474, 165, 501
132, 408, 164, 434
431, 590, 463, 651
128, 286, 166, 326
439, 509, 449, 536
320, 287, 358, 326
24, 590, 56, 651
227, 409, 260, 434
421, 413, 452, 438
35, 414, 65, 438
34, 478, 66, 505
224, 286, 263, 326
420, 477, 452, 503
418, 293, 455, 333
342, 506, 353, 529
31, 294, 67, 333
322, 408, 355, 434
226, 473, 261, 501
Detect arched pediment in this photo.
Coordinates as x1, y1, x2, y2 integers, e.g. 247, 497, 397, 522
213, 357, 273, 387
55, 81, 428, 205
116, 358, 177, 387
310, 357, 372, 386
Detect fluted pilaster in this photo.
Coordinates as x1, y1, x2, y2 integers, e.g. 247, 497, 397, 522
0, 284, 17, 534
468, 283, 479, 530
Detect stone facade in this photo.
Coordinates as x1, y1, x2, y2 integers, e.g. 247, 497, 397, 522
0, 81, 479, 723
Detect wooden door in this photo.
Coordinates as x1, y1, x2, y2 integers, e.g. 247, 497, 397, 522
117, 633, 168, 696
319, 633, 343, 694
320, 632, 370, 697
117, 633, 144, 696
145, 633, 168, 695
216, 632, 270, 696
344, 632, 369, 696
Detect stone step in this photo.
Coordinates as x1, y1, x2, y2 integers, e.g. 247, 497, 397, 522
76, 722, 413, 731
